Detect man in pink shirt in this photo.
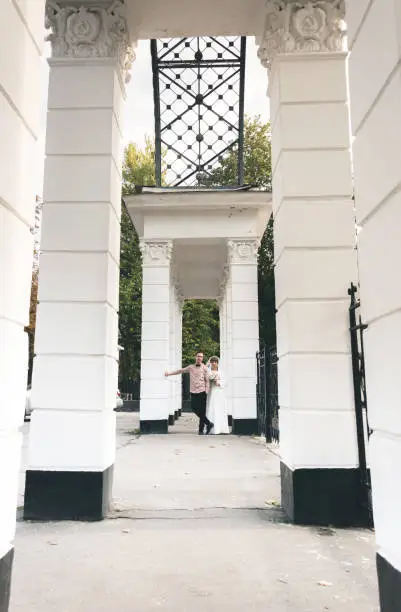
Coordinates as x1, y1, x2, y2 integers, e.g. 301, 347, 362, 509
165, 351, 213, 435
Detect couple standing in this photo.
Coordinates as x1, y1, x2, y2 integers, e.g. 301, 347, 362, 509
165, 351, 229, 435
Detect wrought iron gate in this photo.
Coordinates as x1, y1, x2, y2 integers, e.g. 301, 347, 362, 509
256, 344, 267, 437
348, 282, 373, 523
257, 344, 279, 443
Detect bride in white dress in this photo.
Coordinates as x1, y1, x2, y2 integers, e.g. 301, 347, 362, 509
206, 356, 230, 435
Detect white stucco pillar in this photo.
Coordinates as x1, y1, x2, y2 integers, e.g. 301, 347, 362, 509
24, 1, 134, 521
139, 240, 172, 433
225, 267, 233, 421
168, 279, 177, 425
228, 240, 259, 434
218, 297, 225, 370
175, 291, 183, 417
257, 1, 359, 526
0, 0, 45, 600
347, 2, 401, 605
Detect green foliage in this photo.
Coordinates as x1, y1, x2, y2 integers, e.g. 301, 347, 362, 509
122, 137, 157, 194
209, 115, 272, 190
258, 217, 276, 347
119, 138, 158, 388
182, 300, 220, 366
118, 205, 142, 388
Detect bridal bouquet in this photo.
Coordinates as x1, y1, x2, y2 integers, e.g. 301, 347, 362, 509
209, 371, 220, 385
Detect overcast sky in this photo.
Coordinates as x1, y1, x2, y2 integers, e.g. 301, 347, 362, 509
37, 37, 269, 193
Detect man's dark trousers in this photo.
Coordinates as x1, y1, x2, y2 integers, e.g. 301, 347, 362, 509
190, 392, 212, 433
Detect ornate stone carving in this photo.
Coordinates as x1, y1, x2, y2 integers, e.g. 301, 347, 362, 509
140, 240, 173, 266
45, 0, 135, 83
228, 240, 259, 264
257, 0, 346, 71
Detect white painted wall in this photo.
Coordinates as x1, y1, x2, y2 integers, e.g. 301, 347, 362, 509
27, 59, 125, 472
268, 52, 358, 470
346, 0, 401, 578
0, 0, 45, 562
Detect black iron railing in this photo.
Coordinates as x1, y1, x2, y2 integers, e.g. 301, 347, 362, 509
257, 343, 279, 443
266, 346, 279, 443
348, 282, 373, 523
256, 344, 268, 438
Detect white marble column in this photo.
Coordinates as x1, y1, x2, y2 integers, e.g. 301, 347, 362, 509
347, 2, 401, 604
257, 0, 359, 526
24, 1, 134, 521
175, 291, 184, 417
228, 240, 259, 434
168, 278, 177, 425
0, 0, 45, 599
139, 240, 172, 433
225, 270, 233, 421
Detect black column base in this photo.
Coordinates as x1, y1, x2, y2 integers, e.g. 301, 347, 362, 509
140, 419, 168, 434
168, 414, 175, 426
24, 465, 113, 521
377, 553, 401, 611
0, 548, 13, 612
280, 462, 371, 527
228, 415, 233, 427
232, 418, 258, 435
178, 408, 182, 417
174, 410, 179, 420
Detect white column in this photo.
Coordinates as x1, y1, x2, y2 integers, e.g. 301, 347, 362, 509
139, 241, 172, 433
0, 0, 45, 598
219, 297, 226, 371
347, 1, 401, 602
257, 1, 359, 526
168, 280, 176, 425
228, 240, 259, 434
225, 269, 233, 420
175, 292, 183, 417
24, 1, 134, 521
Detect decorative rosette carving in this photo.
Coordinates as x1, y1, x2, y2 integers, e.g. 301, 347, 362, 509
45, 0, 135, 83
256, 0, 347, 71
228, 240, 259, 264
139, 240, 173, 265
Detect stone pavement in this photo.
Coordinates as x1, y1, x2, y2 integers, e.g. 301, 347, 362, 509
11, 414, 379, 611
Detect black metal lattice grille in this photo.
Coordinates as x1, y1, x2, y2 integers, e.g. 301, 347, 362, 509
151, 37, 246, 187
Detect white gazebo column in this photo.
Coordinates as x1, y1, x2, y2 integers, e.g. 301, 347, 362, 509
175, 293, 184, 417
228, 240, 259, 434
0, 0, 45, 601
257, 1, 360, 526
24, 1, 134, 521
225, 268, 233, 425
168, 281, 176, 425
347, 3, 401, 605
219, 296, 226, 371
139, 241, 172, 433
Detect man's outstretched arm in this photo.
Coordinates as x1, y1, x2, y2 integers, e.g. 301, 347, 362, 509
165, 366, 189, 377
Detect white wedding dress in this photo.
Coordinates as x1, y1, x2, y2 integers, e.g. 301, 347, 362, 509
206, 371, 230, 435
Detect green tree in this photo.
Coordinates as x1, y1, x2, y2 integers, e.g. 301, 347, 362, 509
119, 138, 159, 388
118, 204, 142, 389
122, 137, 158, 194
211, 115, 275, 348
209, 115, 272, 190
182, 300, 220, 366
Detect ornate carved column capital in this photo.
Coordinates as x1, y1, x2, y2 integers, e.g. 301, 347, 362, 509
139, 240, 173, 266
228, 239, 259, 265
256, 0, 347, 71
45, 0, 135, 83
